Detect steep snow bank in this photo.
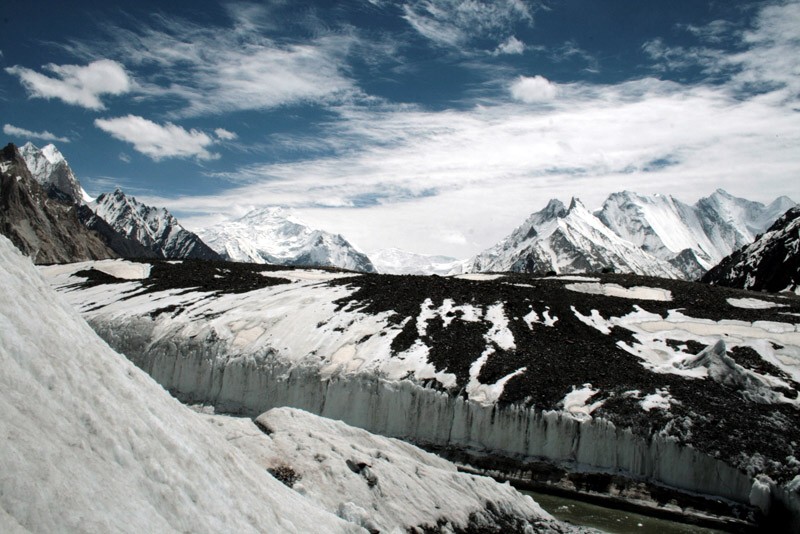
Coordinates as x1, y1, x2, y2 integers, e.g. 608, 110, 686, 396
204, 407, 573, 533
0, 235, 362, 533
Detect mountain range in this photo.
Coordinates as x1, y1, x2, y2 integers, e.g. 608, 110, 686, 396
467, 190, 795, 280
2, 141, 797, 287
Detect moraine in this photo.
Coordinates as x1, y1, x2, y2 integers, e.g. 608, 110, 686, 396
41, 259, 800, 531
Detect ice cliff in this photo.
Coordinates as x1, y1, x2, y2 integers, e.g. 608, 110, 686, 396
42, 259, 800, 530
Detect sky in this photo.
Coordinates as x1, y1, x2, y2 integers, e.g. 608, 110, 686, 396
2, 0, 799, 258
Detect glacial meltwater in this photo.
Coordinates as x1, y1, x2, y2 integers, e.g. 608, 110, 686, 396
521, 490, 728, 534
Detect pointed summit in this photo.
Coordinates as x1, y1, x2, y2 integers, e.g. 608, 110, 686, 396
18, 142, 90, 204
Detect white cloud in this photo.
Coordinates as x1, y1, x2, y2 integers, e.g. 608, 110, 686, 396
155, 75, 800, 257
495, 36, 525, 55
402, 0, 533, 50
214, 128, 238, 141
509, 75, 558, 102
118, 152, 131, 163
3, 123, 70, 143
66, 7, 359, 117
5, 59, 130, 110
94, 115, 218, 161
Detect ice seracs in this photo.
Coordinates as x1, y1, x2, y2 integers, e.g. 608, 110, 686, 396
199, 206, 376, 272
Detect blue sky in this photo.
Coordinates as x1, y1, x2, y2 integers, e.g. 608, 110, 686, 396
2, 0, 799, 257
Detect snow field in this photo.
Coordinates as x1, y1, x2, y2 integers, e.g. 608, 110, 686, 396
0, 235, 363, 533
202, 407, 562, 533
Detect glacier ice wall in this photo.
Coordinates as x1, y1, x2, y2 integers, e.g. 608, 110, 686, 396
92, 318, 755, 506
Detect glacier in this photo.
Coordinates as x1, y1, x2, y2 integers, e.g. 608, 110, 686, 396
1, 234, 582, 533
41, 258, 800, 530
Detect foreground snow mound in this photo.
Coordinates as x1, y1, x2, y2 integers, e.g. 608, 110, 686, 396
199, 207, 376, 273
205, 407, 579, 533
0, 234, 361, 534
703, 206, 800, 294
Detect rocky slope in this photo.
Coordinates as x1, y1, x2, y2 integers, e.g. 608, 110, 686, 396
92, 189, 220, 260
41, 259, 800, 530
199, 207, 375, 272
702, 206, 800, 294
0, 143, 116, 263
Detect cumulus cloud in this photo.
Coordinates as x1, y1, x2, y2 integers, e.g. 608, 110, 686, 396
509, 75, 558, 102
3, 123, 70, 143
495, 36, 525, 55
214, 128, 238, 141
94, 115, 218, 161
5, 59, 130, 110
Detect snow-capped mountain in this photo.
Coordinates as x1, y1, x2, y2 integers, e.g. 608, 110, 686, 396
199, 207, 376, 272
42, 257, 800, 528
695, 189, 795, 258
467, 198, 681, 278
18, 141, 93, 204
703, 206, 800, 294
469, 190, 794, 280
0, 143, 116, 263
92, 188, 220, 260
370, 247, 463, 275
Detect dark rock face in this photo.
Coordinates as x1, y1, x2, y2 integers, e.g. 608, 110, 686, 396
92, 189, 221, 261
76, 205, 159, 259
0, 143, 116, 264
702, 207, 800, 294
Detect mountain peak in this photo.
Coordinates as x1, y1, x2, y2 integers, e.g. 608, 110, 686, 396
200, 207, 376, 272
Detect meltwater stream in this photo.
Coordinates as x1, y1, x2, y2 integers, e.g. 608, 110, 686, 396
521, 490, 728, 534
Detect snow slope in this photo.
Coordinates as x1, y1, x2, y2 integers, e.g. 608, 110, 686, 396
92, 188, 219, 260
371, 248, 463, 275
199, 207, 376, 272
0, 234, 363, 533
41, 259, 800, 528
466, 198, 680, 278
703, 206, 800, 294
204, 408, 575, 533
18, 142, 93, 204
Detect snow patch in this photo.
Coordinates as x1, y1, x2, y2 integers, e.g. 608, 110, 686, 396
640, 388, 674, 412
454, 273, 505, 281
727, 297, 787, 310
566, 282, 672, 301
560, 384, 604, 420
